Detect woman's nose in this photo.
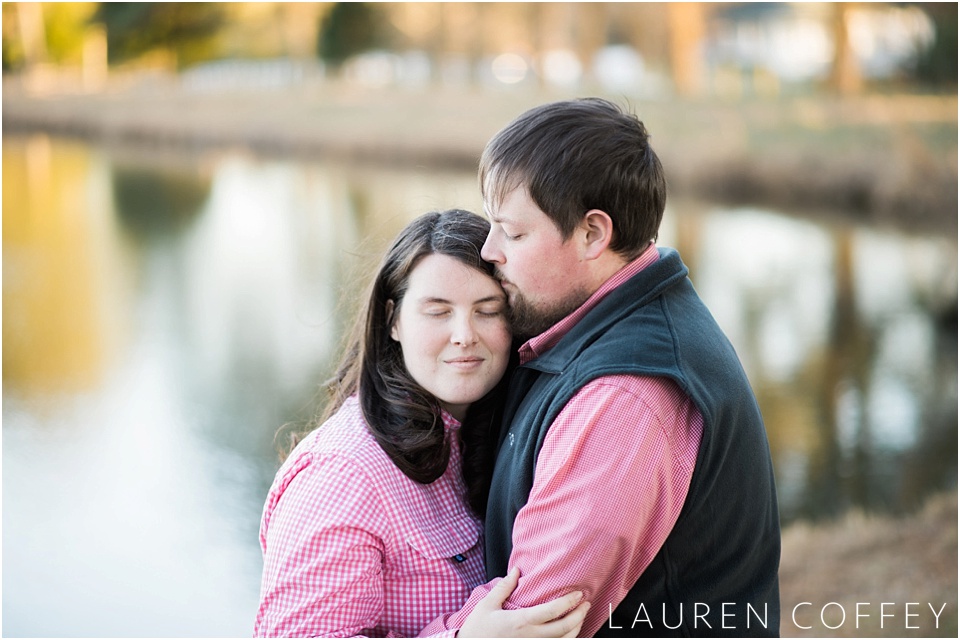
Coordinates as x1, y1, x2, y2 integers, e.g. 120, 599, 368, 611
451, 316, 479, 346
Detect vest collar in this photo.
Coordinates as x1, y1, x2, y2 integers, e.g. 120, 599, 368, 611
522, 247, 689, 374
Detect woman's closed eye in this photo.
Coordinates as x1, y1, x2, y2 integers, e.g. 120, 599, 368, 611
477, 308, 504, 318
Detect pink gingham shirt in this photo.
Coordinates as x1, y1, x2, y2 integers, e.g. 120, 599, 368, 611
419, 243, 705, 637
255, 395, 484, 637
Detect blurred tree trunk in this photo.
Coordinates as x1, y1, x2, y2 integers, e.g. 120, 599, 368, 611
82, 24, 108, 91
668, 2, 706, 97
829, 2, 863, 94
280, 2, 325, 59
573, 3, 608, 88
527, 2, 544, 88
16, 2, 48, 67
469, 3, 487, 86
622, 4, 671, 80
428, 2, 446, 85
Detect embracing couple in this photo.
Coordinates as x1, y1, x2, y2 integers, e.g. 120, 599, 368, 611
254, 98, 781, 638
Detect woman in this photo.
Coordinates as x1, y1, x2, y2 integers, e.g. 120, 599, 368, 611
255, 210, 587, 637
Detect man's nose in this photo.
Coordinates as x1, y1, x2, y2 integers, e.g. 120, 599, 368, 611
481, 232, 502, 264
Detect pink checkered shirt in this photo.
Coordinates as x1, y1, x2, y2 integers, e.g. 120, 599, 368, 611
255, 395, 483, 637
419, 243, 705, 637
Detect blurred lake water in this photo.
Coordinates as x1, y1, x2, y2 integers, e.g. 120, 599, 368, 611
3, 134, 957, 637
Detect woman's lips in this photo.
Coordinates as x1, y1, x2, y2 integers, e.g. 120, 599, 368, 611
445, 356, 484, 370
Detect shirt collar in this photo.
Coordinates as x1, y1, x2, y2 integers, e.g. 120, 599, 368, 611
440, 407, 462, 432
519, 243, 660, 364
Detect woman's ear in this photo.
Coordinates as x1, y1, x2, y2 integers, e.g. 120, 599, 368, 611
386, 299, 399, 341
581, 209, 614, 260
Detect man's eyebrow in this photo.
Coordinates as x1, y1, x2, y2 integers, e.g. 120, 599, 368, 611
482, 200, 506, 221
484, 208, 508, 224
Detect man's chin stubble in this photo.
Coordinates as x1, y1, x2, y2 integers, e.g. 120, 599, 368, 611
508, 290, 590, 341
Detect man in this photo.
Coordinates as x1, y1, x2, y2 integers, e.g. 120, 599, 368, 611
426, 98, 780, 638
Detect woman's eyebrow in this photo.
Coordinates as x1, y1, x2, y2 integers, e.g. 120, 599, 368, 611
417, 295, 505, 305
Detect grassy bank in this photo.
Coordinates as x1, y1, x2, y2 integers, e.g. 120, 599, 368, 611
780, 491, 958, 637
3, 77, 957, 235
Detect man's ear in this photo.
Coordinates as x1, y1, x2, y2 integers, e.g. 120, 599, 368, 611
386, 299, 399, 341
581, 209, 614, 260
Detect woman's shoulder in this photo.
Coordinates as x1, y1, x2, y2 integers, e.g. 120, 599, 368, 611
262, 398, 389, 531
281, 396, 394, 483
293, 396, 377, 454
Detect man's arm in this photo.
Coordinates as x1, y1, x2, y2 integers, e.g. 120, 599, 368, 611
502, 375, 703, 635
420, 375, 703, 637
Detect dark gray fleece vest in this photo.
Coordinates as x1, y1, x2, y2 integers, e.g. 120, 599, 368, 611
485, 248, 781, 637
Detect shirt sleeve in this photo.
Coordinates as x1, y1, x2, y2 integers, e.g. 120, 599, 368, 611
254, 452, 390, 638
419, 375, 703, 637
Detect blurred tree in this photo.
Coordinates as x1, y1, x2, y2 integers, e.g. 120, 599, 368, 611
668, 2, 707, 97
2, 3, 33, 71
216, 3, 329, 61
828, 2, 863, 94
317, 2, 389, 66
3, 2, 99, 72
4, 2, 51, 71
911, 2, 958, 87
94, 2, 226, 68
45, 2, 100, 66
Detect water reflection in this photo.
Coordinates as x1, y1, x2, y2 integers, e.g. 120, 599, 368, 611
3, 135, 124, 397
3, 135, 957, 636
680, 209, 957, 520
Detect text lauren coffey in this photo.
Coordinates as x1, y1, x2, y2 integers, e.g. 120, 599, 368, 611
607, 602, 950, 632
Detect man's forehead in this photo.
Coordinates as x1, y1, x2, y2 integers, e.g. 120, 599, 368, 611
482, 183, 528, 221
482, 169, 525, 216
482, 198, 517, 224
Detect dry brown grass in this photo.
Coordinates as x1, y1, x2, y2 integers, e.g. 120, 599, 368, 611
779, 491, 958, 637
